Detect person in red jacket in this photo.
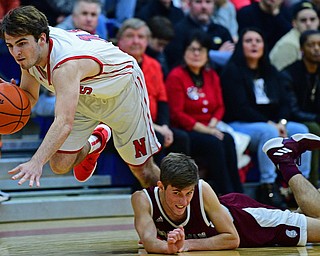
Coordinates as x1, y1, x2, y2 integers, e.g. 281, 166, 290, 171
0, 0, 20, 21
165, 30, 242, 195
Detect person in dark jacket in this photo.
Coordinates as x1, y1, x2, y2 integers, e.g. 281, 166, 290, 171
220, 27, 311, 208
281, 29, 320, 187
237, 0, 291, 50
135, 0, 184, 25
164, 0, 234, 71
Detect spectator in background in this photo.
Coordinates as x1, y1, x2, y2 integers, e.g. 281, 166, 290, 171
102, 0, 137, 37
56, 0, 108, 39
117, 18, 190, 165
0, 0, 21, 81
270, 1, 319, 71
166, 30, 243, 195
146, 16, 175, 78
220, 27, 311, 208
0, 0, 20, 21
165, 0, 234, 72
172, 0, 190, 14
103, 0, 136, 25
281, 30, 320, 187
20, 0, 74, 26
212, 0, 239, 42
237, 0, 292, 50
135, 0, 185, 25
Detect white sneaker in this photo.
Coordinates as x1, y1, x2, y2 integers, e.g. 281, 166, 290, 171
0, 190, 10, 203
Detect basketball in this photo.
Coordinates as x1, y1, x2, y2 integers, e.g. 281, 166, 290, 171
0, 82, 31, 134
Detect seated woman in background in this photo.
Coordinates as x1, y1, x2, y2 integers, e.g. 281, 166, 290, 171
220, 27, 311, 208
165, 30, 243, 195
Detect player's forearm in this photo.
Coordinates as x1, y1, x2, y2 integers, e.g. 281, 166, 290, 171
32, 116, 72, 165
183, 234, 239, 252
144, 239, 174, 254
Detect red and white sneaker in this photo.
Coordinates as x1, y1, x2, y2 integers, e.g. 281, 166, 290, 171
73, 124, 111, 182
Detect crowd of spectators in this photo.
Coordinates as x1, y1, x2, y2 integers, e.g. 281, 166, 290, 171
1, 0, 320, 208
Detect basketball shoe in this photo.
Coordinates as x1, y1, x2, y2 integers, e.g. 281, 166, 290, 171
73, 124, 111, 182
262, 133, 320, 183
263, 133, 320, 165
0, 190, 10, 203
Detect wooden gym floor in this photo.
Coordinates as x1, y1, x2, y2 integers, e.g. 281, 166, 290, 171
1, 216, 320, 256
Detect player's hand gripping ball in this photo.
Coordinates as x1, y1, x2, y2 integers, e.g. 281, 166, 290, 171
0, 82, 31, 134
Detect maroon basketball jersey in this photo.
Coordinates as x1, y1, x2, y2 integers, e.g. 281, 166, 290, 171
144, 181, 219, 240
144, 180, 306, 247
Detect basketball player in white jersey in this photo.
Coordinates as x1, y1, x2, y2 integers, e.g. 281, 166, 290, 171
0, 6, 161, 188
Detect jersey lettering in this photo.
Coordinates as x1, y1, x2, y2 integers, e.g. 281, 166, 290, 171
80, 85, 93, 95
76, 34, 104, 42
133, 138, 147, 158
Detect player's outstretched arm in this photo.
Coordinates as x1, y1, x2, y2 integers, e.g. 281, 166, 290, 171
132, 191, 183, 254
9, 62, 80, 187
182, 181, 240, 251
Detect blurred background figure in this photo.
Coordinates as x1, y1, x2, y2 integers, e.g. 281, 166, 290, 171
102, 0, 137, 38
270, 1, 319, 71
20, 0, 74, 26
56, 0, 108, 39
237, 0, 292, 51
165, 0, 234, 72
220, 27, 311, 208
0, 0, 21, 81
0, 0, 20, 22
212, 0, 239, 42
281, 30, 320, 188
146, 16, 175, 78
166, 30, 243, 195
135, 0, 185, 25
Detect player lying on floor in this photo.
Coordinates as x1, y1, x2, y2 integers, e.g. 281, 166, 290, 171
131, 133, 320, 254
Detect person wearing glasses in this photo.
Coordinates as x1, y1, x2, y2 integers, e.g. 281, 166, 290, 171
165, 30, 243, 195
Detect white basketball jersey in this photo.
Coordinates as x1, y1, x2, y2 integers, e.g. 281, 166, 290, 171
28, 26, 135, 98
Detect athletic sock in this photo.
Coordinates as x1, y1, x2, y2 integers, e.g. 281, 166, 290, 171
278, 162, 302, 183
88, 135, 101, 154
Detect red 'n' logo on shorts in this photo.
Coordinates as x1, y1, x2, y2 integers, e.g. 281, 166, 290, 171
133, 138, 147, 158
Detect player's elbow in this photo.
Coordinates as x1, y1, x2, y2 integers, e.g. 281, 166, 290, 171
228, 235, 240, 249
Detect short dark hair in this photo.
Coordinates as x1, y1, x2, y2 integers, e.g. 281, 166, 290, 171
0, 6, 50, 42
183, 29, 212, 53
160, 153, 199, 189
291, 1, 317, 20
300, 29, 320, 47
147, 16, 175, 41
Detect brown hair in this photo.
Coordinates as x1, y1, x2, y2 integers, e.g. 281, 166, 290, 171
160, 153, 199, 189
0, 6, 50, 42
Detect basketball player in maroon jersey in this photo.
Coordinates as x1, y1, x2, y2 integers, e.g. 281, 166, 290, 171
132, 133, 320, 254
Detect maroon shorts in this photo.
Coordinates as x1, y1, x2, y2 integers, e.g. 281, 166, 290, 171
219, 193, 307, 247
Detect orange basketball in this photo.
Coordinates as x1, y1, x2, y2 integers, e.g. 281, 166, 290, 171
0, 82, 31, 134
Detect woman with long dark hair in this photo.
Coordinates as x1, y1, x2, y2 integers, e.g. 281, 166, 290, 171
220, 27, 311, 207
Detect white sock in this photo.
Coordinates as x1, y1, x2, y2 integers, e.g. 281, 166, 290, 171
88, 135, 101, 154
